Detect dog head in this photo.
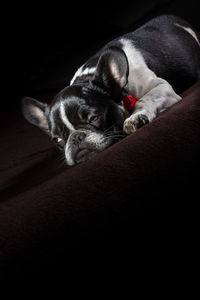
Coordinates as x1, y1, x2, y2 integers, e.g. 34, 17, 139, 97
21, 47, 129, 165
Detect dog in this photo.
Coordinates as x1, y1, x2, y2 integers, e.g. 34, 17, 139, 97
21, 15, 200, 165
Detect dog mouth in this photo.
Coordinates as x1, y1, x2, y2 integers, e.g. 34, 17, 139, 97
76, 148, 90, 161
74, 147, 97, 164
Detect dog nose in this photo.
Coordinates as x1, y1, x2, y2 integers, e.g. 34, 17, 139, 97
70, 131, 86, 145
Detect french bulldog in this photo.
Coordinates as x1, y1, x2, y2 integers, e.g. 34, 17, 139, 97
22, 15, 200, 165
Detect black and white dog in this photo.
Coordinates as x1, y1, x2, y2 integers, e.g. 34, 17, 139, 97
22, 15, 200, 165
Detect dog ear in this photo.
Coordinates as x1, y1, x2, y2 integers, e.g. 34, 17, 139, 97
21, 97, 50, 134
92, 46, 129, 101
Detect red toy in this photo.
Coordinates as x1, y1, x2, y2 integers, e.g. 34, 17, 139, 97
122, 95, 138, 113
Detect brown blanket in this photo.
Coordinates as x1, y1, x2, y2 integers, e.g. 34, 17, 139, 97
1, 81, 200, 278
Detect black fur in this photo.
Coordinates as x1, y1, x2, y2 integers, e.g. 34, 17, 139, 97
74, 15, 200, 93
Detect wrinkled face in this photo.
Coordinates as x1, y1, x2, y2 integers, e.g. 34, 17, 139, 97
48, 85, 126, 165
21, 46, 129, 165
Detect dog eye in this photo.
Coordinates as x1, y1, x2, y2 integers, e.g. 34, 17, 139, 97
89, 115, 99, 123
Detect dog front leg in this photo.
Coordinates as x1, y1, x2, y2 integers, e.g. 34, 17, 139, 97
123, 81, 181, 134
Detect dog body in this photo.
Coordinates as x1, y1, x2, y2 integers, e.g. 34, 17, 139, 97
22, 15, 200, 165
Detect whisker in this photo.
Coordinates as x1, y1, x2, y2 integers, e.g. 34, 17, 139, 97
105, 135, 126, 139
103, 122, 119, 134
104, 132, 127, 143
104, 131, 127, 137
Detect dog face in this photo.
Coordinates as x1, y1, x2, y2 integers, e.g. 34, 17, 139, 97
22, 47, 129, 165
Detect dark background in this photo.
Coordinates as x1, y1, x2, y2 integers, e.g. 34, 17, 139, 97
3, 0, 200, 114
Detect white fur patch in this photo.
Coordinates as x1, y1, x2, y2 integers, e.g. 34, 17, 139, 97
120, 38, 164, 98
70, 66, 96, 85
175, 23, 200, 46
60, 101, 75, 132
64, 142, 74, 166
70, 65, 84, 85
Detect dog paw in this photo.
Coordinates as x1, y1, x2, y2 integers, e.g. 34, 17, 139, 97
123, 113, 149, 134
